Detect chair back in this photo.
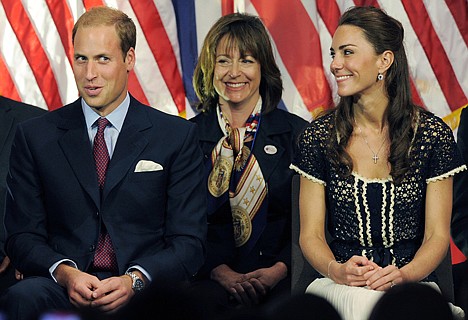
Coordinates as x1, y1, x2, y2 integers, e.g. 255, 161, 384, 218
291, 174, 320, 294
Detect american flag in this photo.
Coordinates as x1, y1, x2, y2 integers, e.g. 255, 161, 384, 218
0, 0, 467, 260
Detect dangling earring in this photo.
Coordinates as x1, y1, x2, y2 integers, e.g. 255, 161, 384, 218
377, 73, 384, 81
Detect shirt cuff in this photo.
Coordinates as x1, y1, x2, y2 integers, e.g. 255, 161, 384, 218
49, 259, 78, 282
126, 265, 152, 283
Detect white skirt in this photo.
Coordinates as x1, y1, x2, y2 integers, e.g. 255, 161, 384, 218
305, 278, 465, 320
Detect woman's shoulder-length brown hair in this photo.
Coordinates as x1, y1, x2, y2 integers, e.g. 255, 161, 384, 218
192, 13, 283, 114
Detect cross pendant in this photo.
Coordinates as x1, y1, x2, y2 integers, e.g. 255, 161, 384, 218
372, 154, 379, 164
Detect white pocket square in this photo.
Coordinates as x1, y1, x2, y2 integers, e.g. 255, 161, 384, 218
134, 160, 163, 172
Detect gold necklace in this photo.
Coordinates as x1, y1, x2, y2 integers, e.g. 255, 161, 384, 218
355, 121, 386, 164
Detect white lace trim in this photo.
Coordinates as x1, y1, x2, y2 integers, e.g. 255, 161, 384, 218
426, 165, 467, 183
362, 249, 369, 261
289, 164, 326, 186
352, 171, 392, 183
381, 182, 388, 247
388, 183, 395, 247
355, 177, 366, 247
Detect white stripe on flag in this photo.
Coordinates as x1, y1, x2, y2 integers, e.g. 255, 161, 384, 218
379, 0, 451, 117
153, 0, 184, 75
64, 0, 84, 22
115, 0, 179, 115
0, 2, 47, 108
23, 0, 77, 105
195, 0, 222, 56
423, 0, 468, 98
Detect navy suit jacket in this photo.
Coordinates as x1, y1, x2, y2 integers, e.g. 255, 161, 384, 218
453, 107, 468, 256
0, 96, 46, 258
5, 96, 207, 282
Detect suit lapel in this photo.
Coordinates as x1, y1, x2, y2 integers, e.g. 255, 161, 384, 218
58, 101, 100, 207
0, 106, 14, 154
102, 99, 151, 200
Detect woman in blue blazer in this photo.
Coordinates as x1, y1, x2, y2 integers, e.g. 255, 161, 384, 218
190, 13, 308, 317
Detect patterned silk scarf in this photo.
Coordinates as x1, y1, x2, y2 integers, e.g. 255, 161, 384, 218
208, 97, 267, 253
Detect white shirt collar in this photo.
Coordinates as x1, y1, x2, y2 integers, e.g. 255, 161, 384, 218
82, 93, 130, 132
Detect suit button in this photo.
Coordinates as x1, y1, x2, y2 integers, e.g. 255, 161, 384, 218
89, 245, 95, 252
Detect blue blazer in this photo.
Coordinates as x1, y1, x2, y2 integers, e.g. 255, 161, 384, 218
191, 107, 307, 276
5, 96, 207, 281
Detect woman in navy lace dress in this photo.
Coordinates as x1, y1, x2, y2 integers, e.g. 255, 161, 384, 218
290, 6, 465, 320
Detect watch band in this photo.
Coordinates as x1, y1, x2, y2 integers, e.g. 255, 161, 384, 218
125, 271, 145, 292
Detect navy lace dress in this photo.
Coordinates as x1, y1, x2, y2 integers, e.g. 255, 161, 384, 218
291, 110, 465, 273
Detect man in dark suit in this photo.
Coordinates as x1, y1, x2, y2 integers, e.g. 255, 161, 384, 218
0, 96, 46, 293
0, 6, 206, 319
452, 107, 468, 313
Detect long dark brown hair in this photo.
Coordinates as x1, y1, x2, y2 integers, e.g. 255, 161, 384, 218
328, 6, 420, 184
192, 13, 282, 114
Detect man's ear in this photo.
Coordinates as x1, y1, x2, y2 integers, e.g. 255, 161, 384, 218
125, 47, 136, 72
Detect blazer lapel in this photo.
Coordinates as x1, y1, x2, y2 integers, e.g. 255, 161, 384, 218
102, 99, 151, 199
57, 101, 100, 208
253, 111, 289, 181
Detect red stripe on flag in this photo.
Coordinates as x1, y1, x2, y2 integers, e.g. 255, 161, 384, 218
128, 71, 150, 105
2, 1, 62, 109
45, 0, 74, 65
129, 0, 186, 113
252, 0, 333, 111
0, 56, 21, 101
402, 0, 466, 111
353, 0, 380, 7
409, 78, 424, 108
317, 0, 340, 35
83, 0, 104, 9
222, 0, 235, 15
445, 0, 468, 47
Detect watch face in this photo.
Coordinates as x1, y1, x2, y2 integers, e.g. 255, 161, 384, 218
134, 278, 145, 292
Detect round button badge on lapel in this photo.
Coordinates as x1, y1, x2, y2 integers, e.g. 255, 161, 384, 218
264, 145, 277, 155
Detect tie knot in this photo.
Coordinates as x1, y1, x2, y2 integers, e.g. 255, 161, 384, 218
96, 117, 110, 132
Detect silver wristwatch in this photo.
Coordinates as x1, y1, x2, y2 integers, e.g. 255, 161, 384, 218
125, 271, 145, 293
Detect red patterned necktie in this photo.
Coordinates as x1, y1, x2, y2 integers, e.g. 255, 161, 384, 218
94, 118, 110, 189
92, 117, 117, 271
